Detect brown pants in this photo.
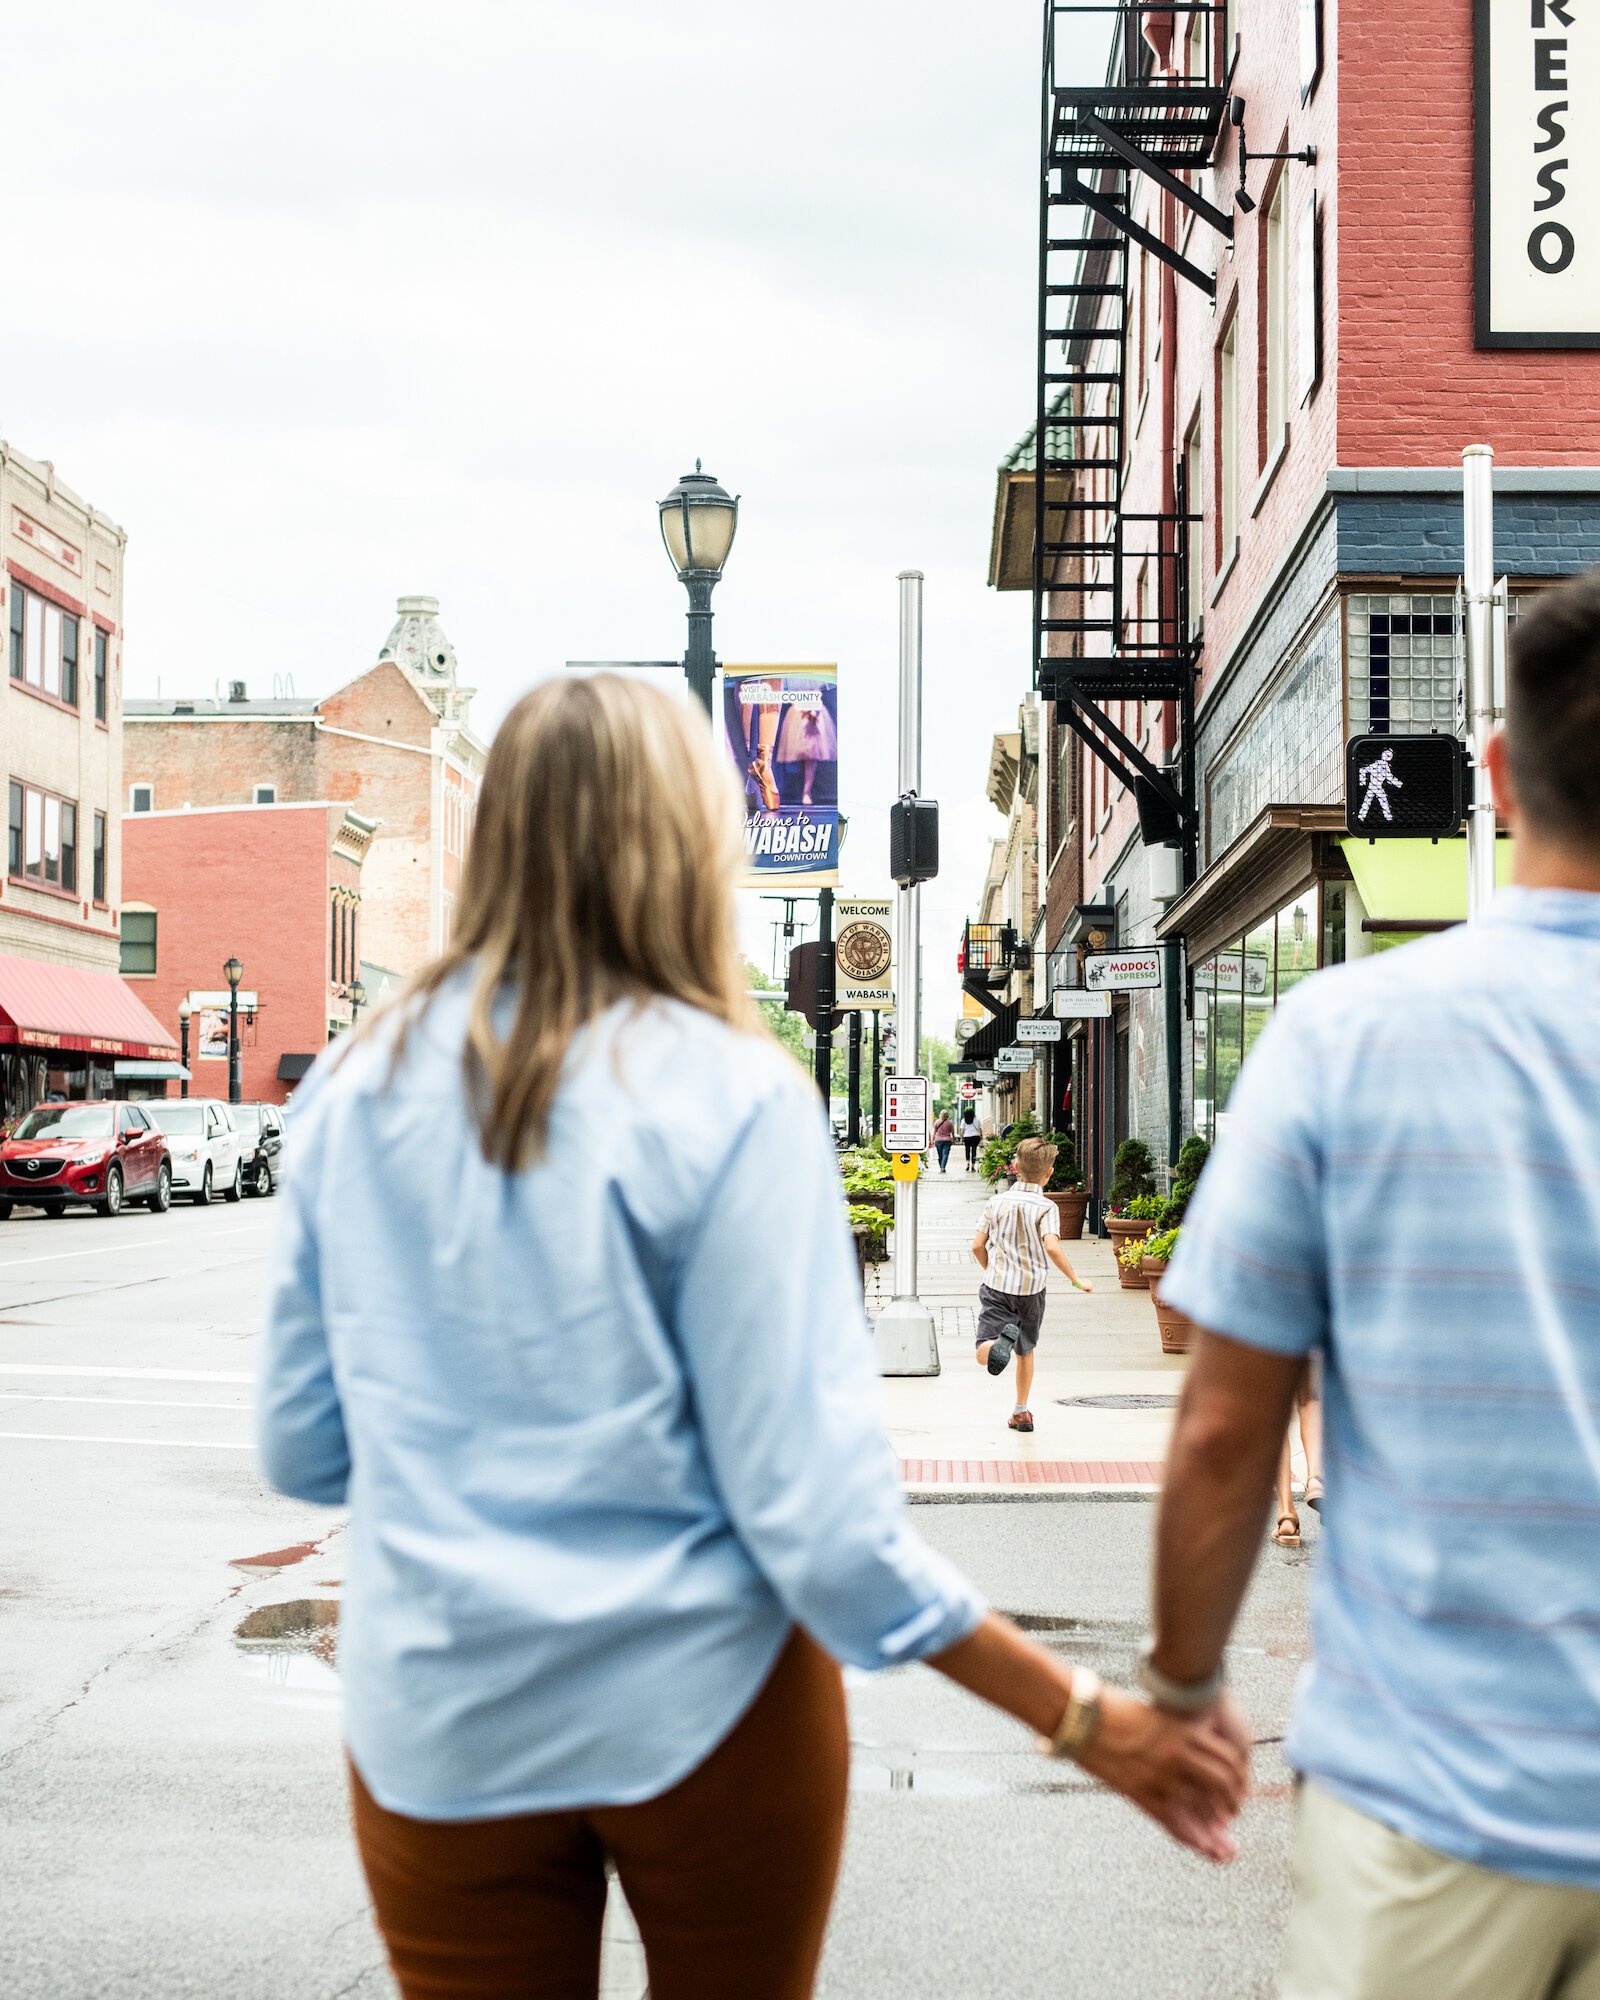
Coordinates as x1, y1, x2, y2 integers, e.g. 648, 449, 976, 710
351, 1628, 850, 2000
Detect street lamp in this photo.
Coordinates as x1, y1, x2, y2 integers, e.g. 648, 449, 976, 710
349, 979, 367, 1030
223, 956, 243, 1107
177, 997, 191, 1100
657, 461, 738, 714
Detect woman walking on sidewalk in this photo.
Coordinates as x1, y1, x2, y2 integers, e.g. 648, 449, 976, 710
960, 1103, 983, 1170
259, 677, 1246, 2000
932, 1108, 956, 1172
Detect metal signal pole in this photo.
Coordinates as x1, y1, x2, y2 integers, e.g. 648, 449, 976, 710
1462, 445, 1502, 920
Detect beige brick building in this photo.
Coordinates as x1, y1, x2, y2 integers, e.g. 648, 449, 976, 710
124, 597, 487, 995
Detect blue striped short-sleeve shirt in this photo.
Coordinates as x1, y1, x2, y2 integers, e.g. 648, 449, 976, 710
1163, 888, 1600, 1888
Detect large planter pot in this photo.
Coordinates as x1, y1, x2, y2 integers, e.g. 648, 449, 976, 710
1107, 1215, 1154, 1290
851, 1190, 894, 1216
1147, 1266, 1197, 1355
1047, 1188, 1089, 1240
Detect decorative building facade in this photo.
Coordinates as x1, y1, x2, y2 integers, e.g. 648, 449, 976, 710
977, 0, 1600, 1224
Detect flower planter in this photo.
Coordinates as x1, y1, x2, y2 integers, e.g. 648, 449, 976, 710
1146, 1265, 1197, 1355
850, 1190, 894, 1216
1047, 1188, 1089, 1240
1107, 1215, 1154, 1290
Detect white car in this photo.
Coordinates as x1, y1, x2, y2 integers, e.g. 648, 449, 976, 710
148, 1098, 244, 1205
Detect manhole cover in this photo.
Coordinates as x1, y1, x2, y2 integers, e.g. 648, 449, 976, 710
1056, 1393, 1179, 1410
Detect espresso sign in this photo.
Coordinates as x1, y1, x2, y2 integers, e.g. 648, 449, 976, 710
1476, 0, 1600, 347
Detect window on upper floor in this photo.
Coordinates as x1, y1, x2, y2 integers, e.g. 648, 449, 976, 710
130, 783, 153, 813
93, 812, 107, 903
93, 628, 109, 722
9, 780, 78, 893
120, 909, 157, 976
1218, 315, 1240, 563
9, 581, 80, 707
253, 783, 276, 804
1184, 414, 1204, 632
1264, 176, 1289, 460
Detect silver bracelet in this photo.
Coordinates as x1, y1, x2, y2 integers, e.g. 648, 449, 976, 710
1136, 1637, 1225, 1713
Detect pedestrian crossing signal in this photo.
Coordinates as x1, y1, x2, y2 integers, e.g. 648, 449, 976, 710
1343, 734, 1467, 840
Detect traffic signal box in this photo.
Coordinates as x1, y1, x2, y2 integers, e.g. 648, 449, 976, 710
1343, 734, 1468, 840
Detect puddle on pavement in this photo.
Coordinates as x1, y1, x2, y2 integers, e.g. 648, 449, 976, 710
1055, 1393, 1178, 1410
234, 1597, 340, 1694
230, 1540, 320, 1575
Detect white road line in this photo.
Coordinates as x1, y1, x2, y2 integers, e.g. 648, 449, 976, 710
0, 1391, 252, 1412
0, 1364, 254, 1382
0, 1223, 270, 1272
0, 1430, 253, 1451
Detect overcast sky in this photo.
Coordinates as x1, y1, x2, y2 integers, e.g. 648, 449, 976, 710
10, 1, 1107, 1033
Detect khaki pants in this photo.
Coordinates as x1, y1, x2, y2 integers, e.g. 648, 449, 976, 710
1281, 1781, 1600, 2000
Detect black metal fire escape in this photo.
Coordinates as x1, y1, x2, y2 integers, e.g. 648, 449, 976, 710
1035, 1, 1232, 886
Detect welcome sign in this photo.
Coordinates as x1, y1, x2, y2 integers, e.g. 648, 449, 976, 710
1476, 0, 1600, 346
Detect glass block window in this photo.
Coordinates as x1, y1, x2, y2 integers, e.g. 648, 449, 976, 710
1345, 594, 1459, 735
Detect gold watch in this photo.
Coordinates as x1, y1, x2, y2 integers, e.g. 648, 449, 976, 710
1044, 1668, 1103, 1760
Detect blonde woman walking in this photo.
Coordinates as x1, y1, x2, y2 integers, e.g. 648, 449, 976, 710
258, 677, 1245, 2000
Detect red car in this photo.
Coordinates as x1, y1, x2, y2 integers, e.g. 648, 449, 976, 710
0, 1102, 173, 1219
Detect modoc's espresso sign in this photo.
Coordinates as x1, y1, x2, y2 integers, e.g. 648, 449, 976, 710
1477, 0, 1600, 347
1084, 947, 1162, 992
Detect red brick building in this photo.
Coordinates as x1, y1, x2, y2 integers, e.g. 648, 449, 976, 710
981, 0, 1600, 1219
120, 802, 374, 1104
123, 597, 485, 997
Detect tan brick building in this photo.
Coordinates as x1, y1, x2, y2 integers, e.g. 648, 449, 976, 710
124, 597, 487, 999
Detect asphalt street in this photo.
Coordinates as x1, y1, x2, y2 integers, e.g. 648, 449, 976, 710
0, 1197, 1314, 1999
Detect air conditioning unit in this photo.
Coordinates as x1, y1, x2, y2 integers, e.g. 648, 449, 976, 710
1148, 845, 1183, 903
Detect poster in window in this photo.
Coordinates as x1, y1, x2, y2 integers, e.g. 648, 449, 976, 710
1476, 0, 1600, 347
721, 667, 839, 886
1297, 190, 1321, 405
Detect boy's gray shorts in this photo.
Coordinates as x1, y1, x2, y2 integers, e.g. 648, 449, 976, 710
975, 1283, 1047, 1354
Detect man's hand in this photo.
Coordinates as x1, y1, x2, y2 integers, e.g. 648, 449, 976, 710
1075, 1685, 1248, 1864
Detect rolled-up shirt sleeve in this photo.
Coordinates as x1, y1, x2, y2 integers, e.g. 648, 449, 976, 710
1161, 994, 1329, 1357
674, 1078, 984, 1670
257, 1102, 350, 1505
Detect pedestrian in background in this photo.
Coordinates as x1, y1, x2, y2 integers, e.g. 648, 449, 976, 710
1146, 567, 1600, 2000
960, 1103, 983, 1170
259, 676, 1245, 2000
972, 1136, 1092, 1435
932, 1108, 955, 1172
1270, 1362, 1324, 1549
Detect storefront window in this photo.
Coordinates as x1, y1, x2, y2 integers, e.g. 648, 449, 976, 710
1192, 958, 1216, 1144
1320, 880, 1347, 970
1212, 935, 1245, 1127
1242, 917, 1275, 1065
1275, 892, 1317, 1004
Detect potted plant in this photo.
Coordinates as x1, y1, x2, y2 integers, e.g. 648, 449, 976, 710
1043, 1130, 1089, 1239
978, 1113, 1041, 1187
848, 1202, 892, 1290
1158, 1134, 1211, 1228
840, 1148, 895, 1217
1140, 1224, 1196, 1354
1115, 1229, 1151, 1291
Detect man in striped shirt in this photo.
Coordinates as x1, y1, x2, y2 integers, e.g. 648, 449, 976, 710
972, 1136, 1091, 1434
1152, 568, 1600, 1998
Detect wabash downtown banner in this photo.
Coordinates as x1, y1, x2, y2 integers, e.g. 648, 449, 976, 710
722, 667, 840, 885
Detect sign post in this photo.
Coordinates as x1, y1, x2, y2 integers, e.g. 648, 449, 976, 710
1462, 444, 1503, 919
875, 572, 939, 1376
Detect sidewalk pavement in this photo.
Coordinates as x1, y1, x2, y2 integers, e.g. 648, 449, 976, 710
872, 1165, 1188, 1496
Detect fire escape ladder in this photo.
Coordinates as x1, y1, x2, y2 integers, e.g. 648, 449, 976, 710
1033, 2, 1225, 887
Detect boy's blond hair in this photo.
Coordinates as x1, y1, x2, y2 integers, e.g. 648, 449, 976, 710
1013, 1138, 1058, 1185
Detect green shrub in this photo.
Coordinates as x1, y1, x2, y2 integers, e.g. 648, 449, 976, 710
1106, 1138, 1157, 1211
1044, 1130, 1082, 1191
1161, 1135, 1211, 1225
1121, 1192, 1166, 1222
840, 1148, 895, 1196
849, 1203, 892, 1262
1143, 1225, 1181, 1263
978, 1113, 1042, 1185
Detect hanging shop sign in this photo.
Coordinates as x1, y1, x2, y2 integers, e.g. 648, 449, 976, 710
974, 1068, 999, 1084
998, 1046, 1036, 1069
884, 1073, 929, 1152
833, 897, 894, 1009
1205, 951, 1272, 998
1084, 948, 1162, 992
1475, 0, 1600, 348
1343, 734, 1467, 839
1016, 1017, 1064, 1042
721, 666, 840, 884
1052, 989, 1113, 1018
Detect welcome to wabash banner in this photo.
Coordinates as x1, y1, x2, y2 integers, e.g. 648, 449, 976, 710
721, 666, 840, 886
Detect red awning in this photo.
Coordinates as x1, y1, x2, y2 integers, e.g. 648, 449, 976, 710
0, 953, 177, 1061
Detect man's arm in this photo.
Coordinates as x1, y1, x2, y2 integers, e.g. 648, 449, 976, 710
1150, 1330, 1304, 1685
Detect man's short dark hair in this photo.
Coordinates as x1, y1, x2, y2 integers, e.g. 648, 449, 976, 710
1505, 569, 1600, 854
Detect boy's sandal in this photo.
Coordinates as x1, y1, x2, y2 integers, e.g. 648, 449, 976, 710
1272, 1514, 1302, 1547
1008, 1409, 1034, 1433
1303, 1477, 1325, 1515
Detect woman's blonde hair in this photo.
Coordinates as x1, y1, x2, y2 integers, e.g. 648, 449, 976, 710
391, 674, 758, 1170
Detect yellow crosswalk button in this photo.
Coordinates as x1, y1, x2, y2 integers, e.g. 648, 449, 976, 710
891, 1152, 920, 1183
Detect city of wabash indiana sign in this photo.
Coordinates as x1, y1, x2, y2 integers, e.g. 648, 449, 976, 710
1344, 734, 1467, 839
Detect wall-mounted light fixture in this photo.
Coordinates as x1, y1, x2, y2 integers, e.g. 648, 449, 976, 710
1229, 98, 1317, 213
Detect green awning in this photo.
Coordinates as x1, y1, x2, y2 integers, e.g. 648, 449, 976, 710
1339, 834, 1515, 938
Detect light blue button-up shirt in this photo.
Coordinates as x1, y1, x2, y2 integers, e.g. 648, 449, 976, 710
259, 983, 982, 1820
1164, 889, 1600, 1887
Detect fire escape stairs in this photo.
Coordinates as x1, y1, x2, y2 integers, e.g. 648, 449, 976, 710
1033, 3, 1233, 882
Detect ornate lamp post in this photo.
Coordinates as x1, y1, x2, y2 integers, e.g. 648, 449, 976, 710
177, 997, 191, 1100
348, 979, 367, 1030
657, 463, 739, 714
223, 956, 243, 1106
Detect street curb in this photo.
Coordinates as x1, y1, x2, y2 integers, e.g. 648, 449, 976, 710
905, 1488, 1156, 1505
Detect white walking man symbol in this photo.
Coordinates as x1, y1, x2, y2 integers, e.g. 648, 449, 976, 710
1357, 746, 1403, 824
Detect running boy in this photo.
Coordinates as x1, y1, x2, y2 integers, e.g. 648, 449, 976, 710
972, 1136, 1092, 1433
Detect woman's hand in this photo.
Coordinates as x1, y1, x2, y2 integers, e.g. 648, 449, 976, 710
1074, 1685, 1248, 1863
